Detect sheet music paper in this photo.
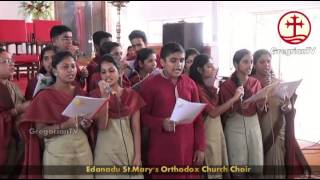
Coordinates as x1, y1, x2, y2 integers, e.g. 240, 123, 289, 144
243, 82, 279, 104
62, 96, 107, 118
170, 98, 206, 124
243, 79, 302, 104
274, 79, 302, 99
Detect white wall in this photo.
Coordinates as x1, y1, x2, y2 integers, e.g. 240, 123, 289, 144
0, 1, 25, 53
112, 1, 215, 46
220, 1, 320, 13
111, 1, 320, 46
0, 1, 24, 20
125, 1, 213, 21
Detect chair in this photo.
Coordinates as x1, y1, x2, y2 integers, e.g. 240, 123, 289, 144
0, 20, 39, 80
13, 54, 39, 80
33, 20, 62, 54
0, 20, 27, 54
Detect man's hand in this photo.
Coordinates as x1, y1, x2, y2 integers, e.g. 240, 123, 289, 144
193, 150, 204, 166
163, 118, 175, 132
79, 116, 93, 129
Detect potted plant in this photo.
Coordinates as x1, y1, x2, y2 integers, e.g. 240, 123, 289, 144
19, 1, 53, 21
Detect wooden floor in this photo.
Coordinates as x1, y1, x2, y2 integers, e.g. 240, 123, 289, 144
300, 141, 320, 178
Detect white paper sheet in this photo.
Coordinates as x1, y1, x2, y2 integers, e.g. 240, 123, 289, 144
62, 96, 107, 118
33, 74, 53, 97
170, 98, 206, 124
243, 82, 279, 104
243, 79, 302, 104
274, 79, 302, 99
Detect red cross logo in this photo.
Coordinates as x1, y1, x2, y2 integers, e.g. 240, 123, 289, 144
278, 11, 311, 45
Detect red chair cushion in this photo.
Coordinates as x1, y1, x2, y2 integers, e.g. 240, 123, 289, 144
13, 54, 39, 64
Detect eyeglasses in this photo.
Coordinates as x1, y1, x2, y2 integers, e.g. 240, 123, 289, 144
0, 58, 14, 65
